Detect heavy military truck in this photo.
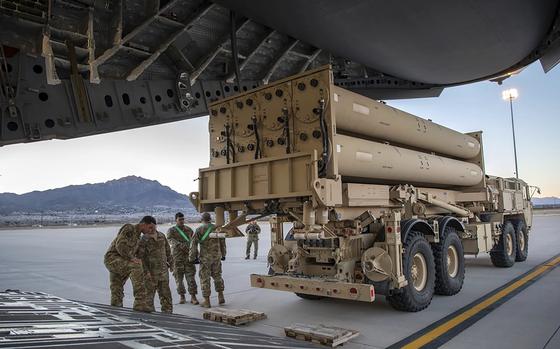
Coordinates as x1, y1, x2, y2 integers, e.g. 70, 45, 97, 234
189, 66, 537, 312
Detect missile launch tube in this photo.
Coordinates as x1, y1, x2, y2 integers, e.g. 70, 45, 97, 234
332, 86, 481, 159
335, 134, 483, 187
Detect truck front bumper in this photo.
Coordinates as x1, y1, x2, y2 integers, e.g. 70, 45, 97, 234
250, 274, 375, 302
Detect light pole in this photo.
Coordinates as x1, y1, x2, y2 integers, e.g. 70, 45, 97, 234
502, 88, 519, 179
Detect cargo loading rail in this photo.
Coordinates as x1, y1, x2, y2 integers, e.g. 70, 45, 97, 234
0, 290, 318, 348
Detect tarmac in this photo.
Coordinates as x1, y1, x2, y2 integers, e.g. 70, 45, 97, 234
0, 214, 559, 348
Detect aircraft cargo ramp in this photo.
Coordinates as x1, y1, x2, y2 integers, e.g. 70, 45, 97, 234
0, 290, 318, 349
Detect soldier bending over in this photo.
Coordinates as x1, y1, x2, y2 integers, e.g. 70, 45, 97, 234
103, 216, 155, 312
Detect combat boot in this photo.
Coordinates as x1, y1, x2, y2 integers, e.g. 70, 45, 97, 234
245, 255, 250, 260
179, 294, 186, 304
200, 297, 211, 308
190, 294, 199, 305
218, 291, 225, 305
253, 255, 257, 259
133, 305, 152, 313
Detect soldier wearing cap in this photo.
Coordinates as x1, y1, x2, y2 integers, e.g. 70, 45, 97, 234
189, 212, 226, 308
167, 212, 199, 305
104, 216, 155, 312
245, 220, 261, 260
137, 225, 174, 313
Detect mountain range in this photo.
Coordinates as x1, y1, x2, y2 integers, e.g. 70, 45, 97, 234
1, 177, 557, 216
0, 176, 194, 215
532, 196, 560, 206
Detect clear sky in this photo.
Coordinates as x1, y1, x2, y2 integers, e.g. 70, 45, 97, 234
0, 62, 558, 197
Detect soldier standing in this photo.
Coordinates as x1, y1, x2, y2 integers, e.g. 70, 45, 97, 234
189, 212, 226, 308
245, 220, 261, 259
103, 216, 155, 312
137, 228, 174, 313
167, 212, 199, 305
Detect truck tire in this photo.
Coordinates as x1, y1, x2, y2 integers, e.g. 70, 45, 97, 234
387, 231, 435, 312
432, 227, 465, 296
514, 221, 529, 262
490, 221, 517, 267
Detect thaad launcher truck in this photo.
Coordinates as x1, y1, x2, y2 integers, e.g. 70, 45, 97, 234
189, 66, 538, 312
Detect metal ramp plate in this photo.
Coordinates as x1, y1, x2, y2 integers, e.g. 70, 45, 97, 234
203, 307, 267, 326
285, 323, 360, 347
0, 290, 318, 348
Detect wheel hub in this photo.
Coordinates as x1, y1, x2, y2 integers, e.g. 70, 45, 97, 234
411, 252, 427, 291
518, 231, 525, 252
506, 233, 513, 256
447, 245, 459, 278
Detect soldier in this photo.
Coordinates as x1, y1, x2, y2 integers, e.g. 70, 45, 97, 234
103, 216, 154, 312
189, 212, 226, 308
245, 220, 261, 260
137, 227, 174, 313
167, 212, 199, 305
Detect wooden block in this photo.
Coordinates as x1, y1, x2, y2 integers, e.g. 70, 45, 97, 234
202, 307, 267, 326
284, 323, 359, 347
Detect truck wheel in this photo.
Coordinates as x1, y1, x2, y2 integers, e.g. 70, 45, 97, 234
514, 221, 529, 262
295, 293, 323, 300
490, 221, 517, 267
387, 231, 435, 312
432, 227, 465, 296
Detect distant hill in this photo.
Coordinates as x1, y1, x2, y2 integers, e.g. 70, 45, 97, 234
0, 176, 194, 214
532, 196, 560, 206
2, 177, 555, 216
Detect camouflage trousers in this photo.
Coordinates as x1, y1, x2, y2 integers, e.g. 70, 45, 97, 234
105, 257, 149, 311
145, 275, 173, 313
173, 259, 197, 296
246, 237, 258, 258
199, 260, 224, 298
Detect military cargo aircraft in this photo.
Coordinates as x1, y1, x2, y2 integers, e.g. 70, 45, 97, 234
0, 0, 559, 146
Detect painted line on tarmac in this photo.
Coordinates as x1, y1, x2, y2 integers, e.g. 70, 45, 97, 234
387, 253, 560, 349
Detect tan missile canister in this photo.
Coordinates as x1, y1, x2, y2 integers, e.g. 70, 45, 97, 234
332, 86, 481, 159
335, 134, 483, 187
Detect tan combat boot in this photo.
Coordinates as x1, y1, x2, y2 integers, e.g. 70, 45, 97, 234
190, 294, 199, 305
218, 292, 225, 305
200, 297, 211, 308
179, 294, 186, 304
133, 305, 152, 313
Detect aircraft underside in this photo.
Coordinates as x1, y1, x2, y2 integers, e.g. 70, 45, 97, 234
0, 0, 559, 146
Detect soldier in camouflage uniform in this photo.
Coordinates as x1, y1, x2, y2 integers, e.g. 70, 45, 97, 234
137, 228, 174, 313
245, 220, 261, 260
189, 212, 226, 308
103, 216, 155, 312
167, 212, 199, 305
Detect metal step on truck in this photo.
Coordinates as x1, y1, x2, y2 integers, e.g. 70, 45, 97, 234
189, 66, 539, 312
